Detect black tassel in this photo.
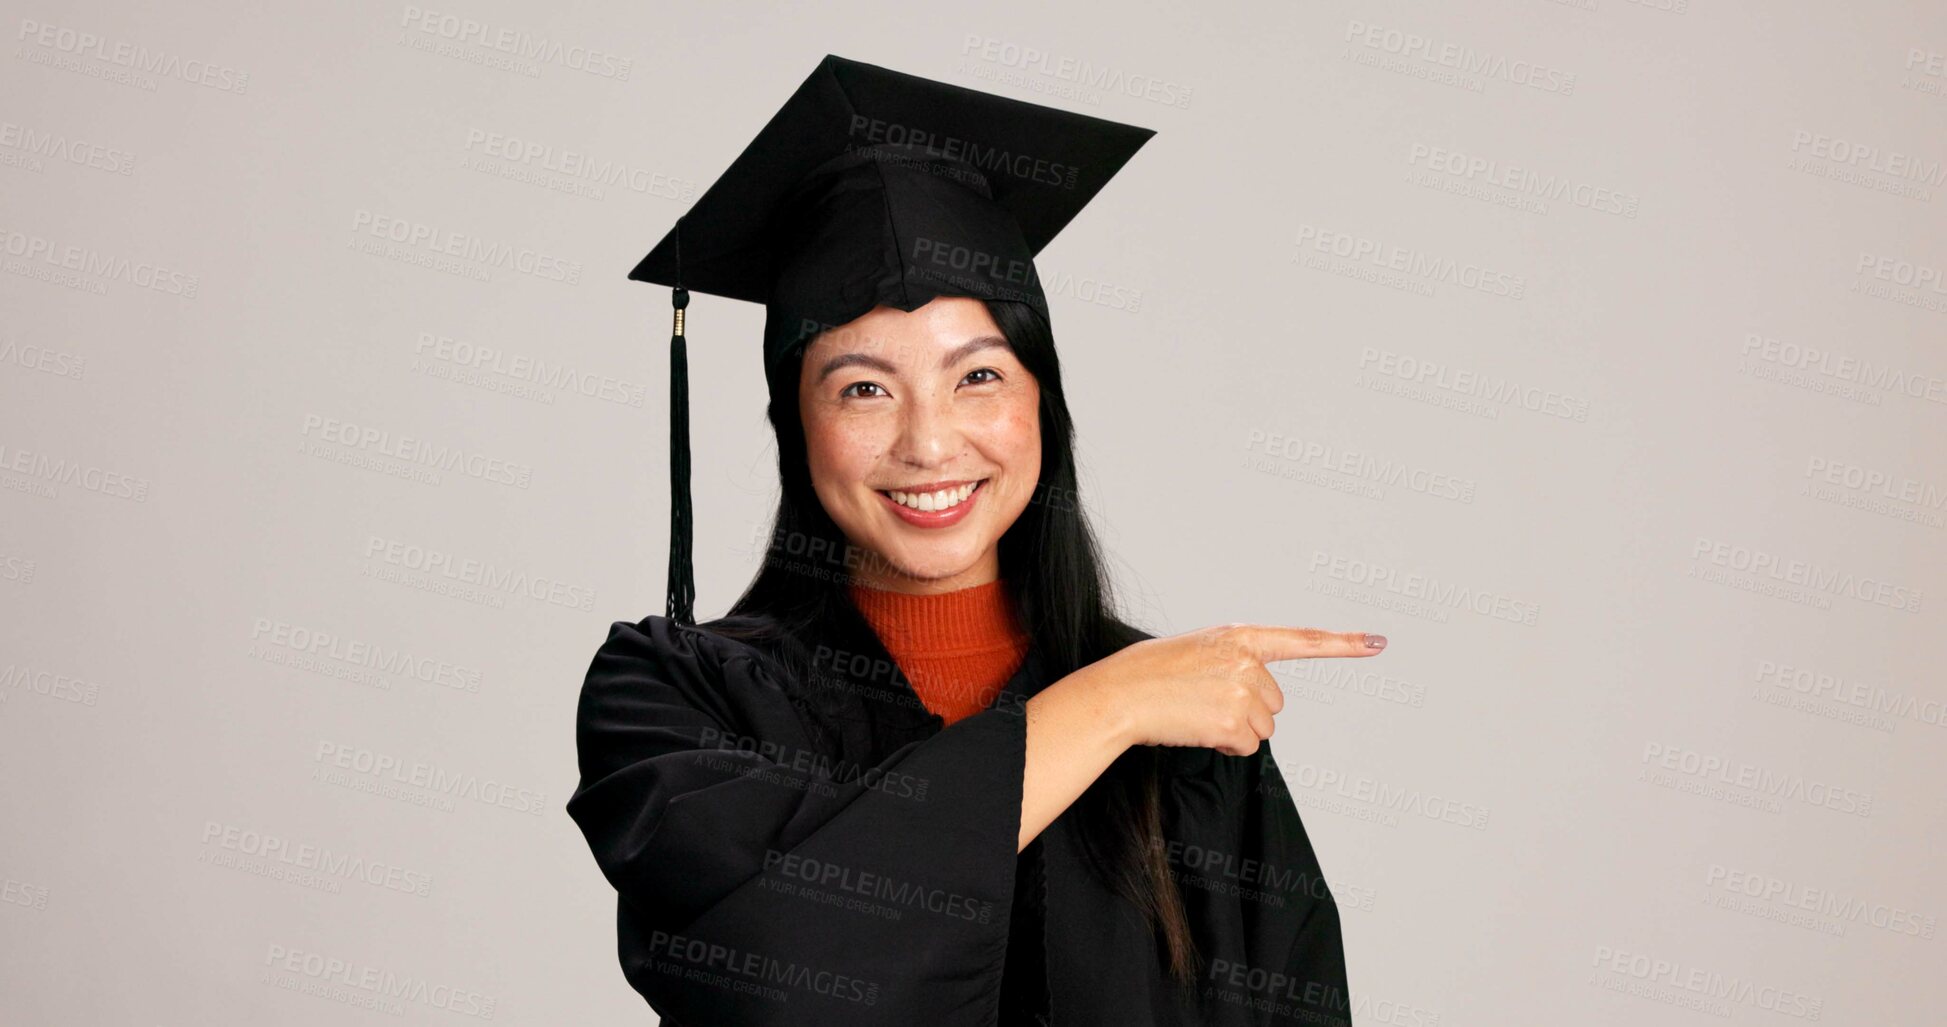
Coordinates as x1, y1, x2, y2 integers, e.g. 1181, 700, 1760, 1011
665, 284, 696, 625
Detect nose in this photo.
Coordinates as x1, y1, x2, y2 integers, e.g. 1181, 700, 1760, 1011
890, 387, 962, 469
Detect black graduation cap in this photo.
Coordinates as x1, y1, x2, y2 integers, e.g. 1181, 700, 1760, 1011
630, 53, 1157, 624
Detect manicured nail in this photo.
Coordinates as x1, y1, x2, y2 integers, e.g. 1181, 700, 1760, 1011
1365, 634, 1387, 649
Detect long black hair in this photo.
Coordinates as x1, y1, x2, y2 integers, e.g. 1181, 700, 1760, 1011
708, 297, 1201, 984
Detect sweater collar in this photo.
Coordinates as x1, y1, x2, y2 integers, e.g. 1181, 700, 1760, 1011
846, 576, 1029, 656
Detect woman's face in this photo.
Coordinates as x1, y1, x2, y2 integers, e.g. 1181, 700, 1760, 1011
798, 296, 1041, 594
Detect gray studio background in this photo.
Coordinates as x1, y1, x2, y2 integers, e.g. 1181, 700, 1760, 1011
4, 1, 1944, 1023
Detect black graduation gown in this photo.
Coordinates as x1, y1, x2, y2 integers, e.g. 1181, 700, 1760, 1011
566, 608, 1351, 1027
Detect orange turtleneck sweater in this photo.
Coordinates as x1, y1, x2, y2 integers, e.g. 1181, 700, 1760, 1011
847, 577, 1032, 726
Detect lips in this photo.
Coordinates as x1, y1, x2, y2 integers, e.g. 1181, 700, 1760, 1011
876, 478, 986, 528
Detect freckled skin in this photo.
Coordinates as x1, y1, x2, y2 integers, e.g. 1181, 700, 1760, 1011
798, 296, 1041, 596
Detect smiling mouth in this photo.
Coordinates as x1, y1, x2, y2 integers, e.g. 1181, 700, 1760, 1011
877, 478, 987, 513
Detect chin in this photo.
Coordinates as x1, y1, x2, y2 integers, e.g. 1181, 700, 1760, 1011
874, 545, 984, 584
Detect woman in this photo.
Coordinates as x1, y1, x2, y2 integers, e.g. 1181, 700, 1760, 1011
567, 55, 1386, 1026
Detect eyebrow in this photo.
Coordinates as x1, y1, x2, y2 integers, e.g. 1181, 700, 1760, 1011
815, 335, 1010, 382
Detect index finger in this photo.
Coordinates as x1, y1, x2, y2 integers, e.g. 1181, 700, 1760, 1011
1230, 624, 1387, 663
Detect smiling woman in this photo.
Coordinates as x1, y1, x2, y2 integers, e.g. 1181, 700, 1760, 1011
800, 299, 1040, 592
565, 54, 1384, 1027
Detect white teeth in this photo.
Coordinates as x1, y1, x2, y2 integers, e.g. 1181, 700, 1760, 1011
887, 481, 978, 512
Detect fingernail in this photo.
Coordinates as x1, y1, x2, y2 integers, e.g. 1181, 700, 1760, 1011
1365, 634, 1387, 649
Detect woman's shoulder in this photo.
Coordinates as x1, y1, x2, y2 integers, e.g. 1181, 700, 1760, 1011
581, 610, 801, 699
576, 610, 832, 744
590, 608, 797, 658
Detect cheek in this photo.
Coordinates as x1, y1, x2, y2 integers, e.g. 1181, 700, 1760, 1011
802, 414, 882, 489
990, 395, 1042, 480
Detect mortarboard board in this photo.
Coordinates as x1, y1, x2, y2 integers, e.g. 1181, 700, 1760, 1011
631, 53, 1157, 624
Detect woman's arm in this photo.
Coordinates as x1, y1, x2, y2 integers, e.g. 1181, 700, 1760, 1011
1018, 671, 1134, 851
1021, 623, 1381, 852
569, 617, 1034, 1025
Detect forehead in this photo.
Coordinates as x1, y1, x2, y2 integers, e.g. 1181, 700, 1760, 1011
805, 296, 1004, 360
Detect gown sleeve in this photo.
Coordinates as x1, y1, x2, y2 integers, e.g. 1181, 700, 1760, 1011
1215, 743, 1352, 1027
565, 616, 1027, 1027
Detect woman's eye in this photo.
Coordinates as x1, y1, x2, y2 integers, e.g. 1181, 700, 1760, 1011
962, 367, 1002, 386
840, 381, 886, 398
